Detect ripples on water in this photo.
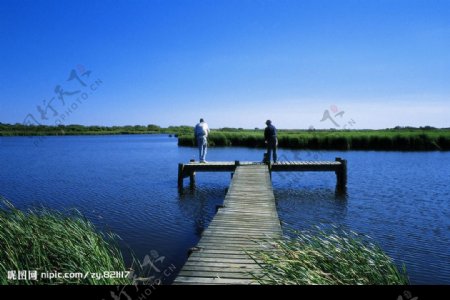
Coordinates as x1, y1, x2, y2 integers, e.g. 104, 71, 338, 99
273, 150, 450, 284
0, 136, 449, 284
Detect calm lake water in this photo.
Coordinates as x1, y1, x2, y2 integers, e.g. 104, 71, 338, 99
0, 135, 449, 284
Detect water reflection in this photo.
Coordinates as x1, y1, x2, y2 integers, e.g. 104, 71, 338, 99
275, 187, 348, 233
177, 186, 226, 236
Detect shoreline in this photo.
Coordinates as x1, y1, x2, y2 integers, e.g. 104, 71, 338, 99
1, 126, 449, 151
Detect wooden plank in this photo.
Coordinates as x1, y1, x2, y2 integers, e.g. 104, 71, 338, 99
184, 257, 257, 263
202, 229, 279, 235
188, 252, 254, 259
204, 226, 280, 232
210, 217, 280, 223
177, 270, 258, 279
194, 245, 268, 251
180, 265, 261, 274
193, 244, 268, 251
173, 276, 256, 285
182, 261, 261, 268
196, 239, 275, 246
198, 239, 276, 246
206, 221, 280, 227
202, 229, 277, 235
188, 249, 259, 255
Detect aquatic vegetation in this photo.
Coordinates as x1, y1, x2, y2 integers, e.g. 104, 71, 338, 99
247, 228, 409, 285
0, 199, 132, 285
178, 129, 450, 151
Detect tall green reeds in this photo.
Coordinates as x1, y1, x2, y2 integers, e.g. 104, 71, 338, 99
0, 199, 132, 285
247, 228, 409, 285
178, 130, 450, 151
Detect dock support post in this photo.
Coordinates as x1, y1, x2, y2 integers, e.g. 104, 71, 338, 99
335, 157, 347, 192
190, 171, 195, 188
268, 160, 272, 179
189, 159, 195, 188
178, 163, 184, 188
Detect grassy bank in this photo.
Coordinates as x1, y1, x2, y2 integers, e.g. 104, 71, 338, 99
248, 228, 409, 285
2, 122, 449, 150
0, 199, 132, 285
0, 123, 193, 137
178, 128, 450, 151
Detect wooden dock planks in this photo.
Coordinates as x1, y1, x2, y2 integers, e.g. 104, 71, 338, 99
178, 158, 347, 191
173, 165, 282, 285
178, 157, 347, 193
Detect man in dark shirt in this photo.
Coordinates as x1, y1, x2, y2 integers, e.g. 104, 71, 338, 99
264, 120, 278, 163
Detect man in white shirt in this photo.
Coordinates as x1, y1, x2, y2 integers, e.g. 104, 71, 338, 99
194, 118, 210, 163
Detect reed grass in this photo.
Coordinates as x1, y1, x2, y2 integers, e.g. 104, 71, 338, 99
0, 199, 133, 285
178, 129, 450, 151
247, 228, 409, 285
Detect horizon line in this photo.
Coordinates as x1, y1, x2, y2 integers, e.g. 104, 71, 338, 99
1, 122, 448, 131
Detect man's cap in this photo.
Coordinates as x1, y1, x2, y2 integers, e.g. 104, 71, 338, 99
200, 118, 204, 122
266, 120, 271, 125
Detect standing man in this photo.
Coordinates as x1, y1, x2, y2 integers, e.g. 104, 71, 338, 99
195, 118, 210, 163
264, 120, 278, 163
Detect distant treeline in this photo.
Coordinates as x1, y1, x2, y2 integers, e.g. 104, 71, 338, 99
178, 128, 450, 151
1, 123, 449, 150
0, 123, 193, 136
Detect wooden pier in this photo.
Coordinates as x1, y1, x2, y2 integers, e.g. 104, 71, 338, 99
173, 164, 282, 284
174, 158, 347, 284
178, 157, 347, 191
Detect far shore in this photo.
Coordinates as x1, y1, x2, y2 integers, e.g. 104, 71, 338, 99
1, 123, 449, 151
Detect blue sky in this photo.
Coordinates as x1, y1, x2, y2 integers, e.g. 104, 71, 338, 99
1, 0, 449, 129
